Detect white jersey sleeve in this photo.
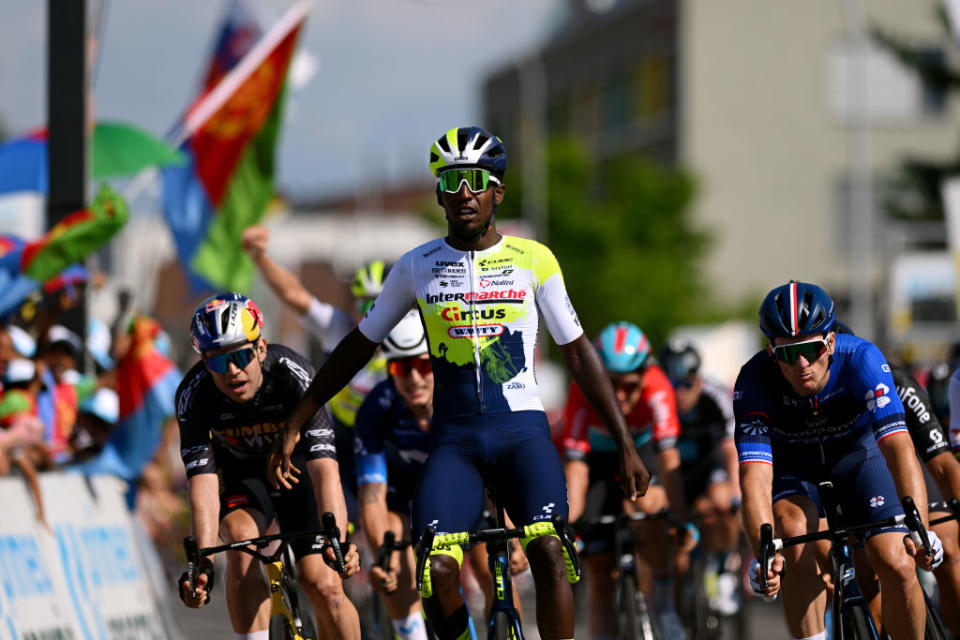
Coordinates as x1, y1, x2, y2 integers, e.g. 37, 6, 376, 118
357, 253, 416, 343
301, 297, 356, 349
533, 246, 583, 346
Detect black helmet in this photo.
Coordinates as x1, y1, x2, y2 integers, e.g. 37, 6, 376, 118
758, 281, 835, 339
659, 340, 701, 381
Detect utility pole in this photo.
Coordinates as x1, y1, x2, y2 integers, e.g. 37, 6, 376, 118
47, 0, 88, 355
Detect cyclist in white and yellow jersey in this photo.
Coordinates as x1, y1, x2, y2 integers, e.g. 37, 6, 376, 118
269, 126, 649, 640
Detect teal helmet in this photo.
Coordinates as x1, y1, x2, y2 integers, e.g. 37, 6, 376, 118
595, 322, 651, 373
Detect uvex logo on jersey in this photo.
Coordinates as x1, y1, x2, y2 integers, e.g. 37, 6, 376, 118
426, 289, 527, 304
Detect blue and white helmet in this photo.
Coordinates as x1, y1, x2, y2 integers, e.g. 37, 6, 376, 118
758, 281, 835, 339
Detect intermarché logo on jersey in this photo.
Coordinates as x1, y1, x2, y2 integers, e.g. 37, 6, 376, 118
426, 290, 527, 304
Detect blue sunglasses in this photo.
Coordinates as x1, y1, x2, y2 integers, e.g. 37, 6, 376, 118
204, 344, 257, 374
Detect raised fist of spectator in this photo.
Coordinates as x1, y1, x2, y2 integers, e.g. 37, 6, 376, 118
241, 226, 270, 261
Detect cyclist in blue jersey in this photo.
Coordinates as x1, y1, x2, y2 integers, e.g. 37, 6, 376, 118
737, 282, 940, 640
270, 126, 649, 640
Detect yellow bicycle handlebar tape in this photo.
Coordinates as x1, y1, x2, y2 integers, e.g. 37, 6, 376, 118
520, 522, 580, 584
418, 541, 465, 598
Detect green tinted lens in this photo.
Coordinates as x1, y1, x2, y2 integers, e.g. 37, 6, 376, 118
775, 340, 826, 365
438, 169, 491, 193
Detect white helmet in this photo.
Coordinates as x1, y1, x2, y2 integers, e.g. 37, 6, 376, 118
380, 310, 427, 360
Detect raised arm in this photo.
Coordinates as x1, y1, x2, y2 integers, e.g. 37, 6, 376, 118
269, 328, 380, 489
242, 225, 312, 315
558, 334, 650, 500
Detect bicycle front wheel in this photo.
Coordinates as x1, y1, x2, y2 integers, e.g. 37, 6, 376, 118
842, 605, 877, 640
924, 602, 950, 640
269, 614, 296, 640
617, 579, 656, 640
492, 612, 512, 640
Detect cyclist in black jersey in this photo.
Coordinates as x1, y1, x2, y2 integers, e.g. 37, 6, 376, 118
659, 341, 741, 614
270, 127, 649, 640
835, 324, 960, 634
176, 293, 361, 640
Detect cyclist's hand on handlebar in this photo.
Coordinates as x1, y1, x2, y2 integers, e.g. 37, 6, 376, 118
508, 540, 529, 575
370, 565, 398, 593
619, 449, 650, 501
178, 561, 214, 608
749, 555, 784, 599
904, 530, 943, 571
267, 429, 301, 490
325, 542, 360, 578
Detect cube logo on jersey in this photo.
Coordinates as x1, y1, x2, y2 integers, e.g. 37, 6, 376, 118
865, 383, 891, 412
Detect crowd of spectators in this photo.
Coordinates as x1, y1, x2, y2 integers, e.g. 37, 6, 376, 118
0, 277, 188, 574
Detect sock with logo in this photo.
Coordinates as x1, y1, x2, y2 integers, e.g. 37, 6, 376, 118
793, 631, 826, 640
392, 612, 429, 640
236, 631, 269, 640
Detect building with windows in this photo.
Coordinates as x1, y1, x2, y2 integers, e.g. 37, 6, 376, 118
482, 0, 960, 346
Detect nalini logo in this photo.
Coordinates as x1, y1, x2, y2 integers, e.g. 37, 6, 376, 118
865, 383, 891, 412
869, 495, 885, 508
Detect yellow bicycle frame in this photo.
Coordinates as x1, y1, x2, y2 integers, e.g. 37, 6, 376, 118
266, 559, 306, 640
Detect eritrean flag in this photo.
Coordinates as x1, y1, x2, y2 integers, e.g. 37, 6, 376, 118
162, 1, 307, 292
0, 186, 128, 318
73, 316, 181, 485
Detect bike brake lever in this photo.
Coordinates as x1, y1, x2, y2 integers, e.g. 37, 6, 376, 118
321, 512, 346, 572
759, 523, 773, 593
379, 531, 396, 571
901, 496, 931, 556
415, 526, 436, 592
183, 536, 200, 598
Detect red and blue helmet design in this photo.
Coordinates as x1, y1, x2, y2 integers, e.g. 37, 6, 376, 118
759, 281, 835, 339
596, 321, 651, 373
190, 292, 263, 354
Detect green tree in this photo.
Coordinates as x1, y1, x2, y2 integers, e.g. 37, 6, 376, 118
498, 137, 710, 346
872, 7, 960, 221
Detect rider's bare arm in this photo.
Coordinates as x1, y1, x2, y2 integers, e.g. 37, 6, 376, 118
740, 461, 774, 557
564, 459, 589, 522
878, 432, 929, 525
560, 334, 650, 500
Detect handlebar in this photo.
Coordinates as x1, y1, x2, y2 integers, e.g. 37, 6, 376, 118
182, 510, 346, 575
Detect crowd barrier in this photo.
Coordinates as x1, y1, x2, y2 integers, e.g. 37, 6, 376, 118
0, 472, 181, 640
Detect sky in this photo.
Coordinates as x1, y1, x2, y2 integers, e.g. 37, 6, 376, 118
0, 0, 562, 200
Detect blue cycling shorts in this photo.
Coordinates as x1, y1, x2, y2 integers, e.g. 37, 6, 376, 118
411, 410, 568, 541
772, 451, 905, 540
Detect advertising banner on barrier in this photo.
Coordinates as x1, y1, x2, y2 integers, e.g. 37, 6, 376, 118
0, 477, 85, 639
0, 473, 173, 640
